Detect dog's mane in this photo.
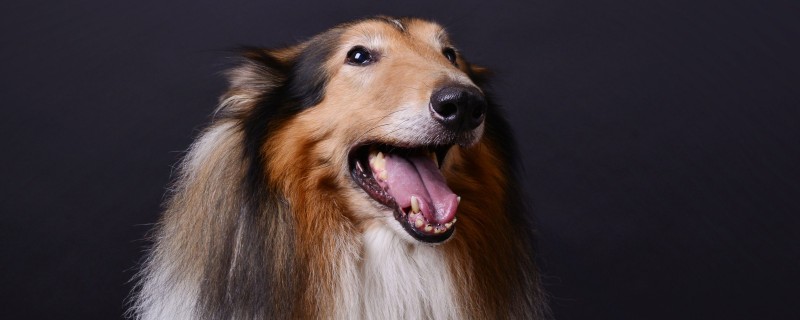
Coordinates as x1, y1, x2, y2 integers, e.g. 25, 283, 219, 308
130, 34, 343, 319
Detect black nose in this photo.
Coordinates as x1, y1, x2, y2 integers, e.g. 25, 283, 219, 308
429, 85, 487, 132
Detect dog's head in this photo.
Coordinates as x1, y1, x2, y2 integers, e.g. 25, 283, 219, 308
225, 17, 491, 244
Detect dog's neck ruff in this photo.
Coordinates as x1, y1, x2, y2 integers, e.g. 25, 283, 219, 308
352, 225, 463, 320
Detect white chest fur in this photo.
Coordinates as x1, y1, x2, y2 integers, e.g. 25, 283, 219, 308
348, 226, 462, 320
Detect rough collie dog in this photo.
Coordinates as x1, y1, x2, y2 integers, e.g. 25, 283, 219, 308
131, 16, 549, 319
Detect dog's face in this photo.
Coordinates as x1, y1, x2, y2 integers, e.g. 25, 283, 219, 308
265, 17, 487, 244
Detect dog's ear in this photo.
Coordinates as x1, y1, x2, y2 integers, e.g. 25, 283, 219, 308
220, 47, 292, 115
466, 62, 492, 89
224, 28, 344, 116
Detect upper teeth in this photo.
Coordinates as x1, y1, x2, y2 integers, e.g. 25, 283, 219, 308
369, 151, 387, 180
370, 151, 386, 170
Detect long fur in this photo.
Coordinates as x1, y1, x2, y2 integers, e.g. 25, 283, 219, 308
130, 17, 550, 319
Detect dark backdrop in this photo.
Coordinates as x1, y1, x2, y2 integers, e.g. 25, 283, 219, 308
2, 0, 798, 319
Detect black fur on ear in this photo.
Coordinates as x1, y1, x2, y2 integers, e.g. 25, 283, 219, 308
224, 25, 345, 118
226, 26, 346, 120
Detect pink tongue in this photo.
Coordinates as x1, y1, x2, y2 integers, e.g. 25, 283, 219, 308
380, 153, 458, 224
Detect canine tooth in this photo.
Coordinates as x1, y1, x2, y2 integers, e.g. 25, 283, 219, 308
456, 196, 461, 204
452, 217, 457, 224
374, 152, 385, 170
415, 217, 424, 228
410, 196, 420, 213
445, 222, 453, 229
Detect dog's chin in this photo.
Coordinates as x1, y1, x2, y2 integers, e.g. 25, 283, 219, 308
364, 205, 456, 245
385, 201, 456, 245
348, 143, 460, 244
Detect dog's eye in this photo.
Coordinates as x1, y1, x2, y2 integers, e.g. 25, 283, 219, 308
346, 46, 373, 66
442, 47, 457, 65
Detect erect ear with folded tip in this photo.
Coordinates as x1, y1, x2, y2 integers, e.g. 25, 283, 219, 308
234, 27, 344, 112
224, 27, 344, 116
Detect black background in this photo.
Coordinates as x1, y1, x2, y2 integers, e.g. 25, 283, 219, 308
2, 0, 798, 319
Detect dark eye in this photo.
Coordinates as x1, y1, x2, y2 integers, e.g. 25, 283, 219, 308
346, 46, 373, 66
442, 47, 457, 65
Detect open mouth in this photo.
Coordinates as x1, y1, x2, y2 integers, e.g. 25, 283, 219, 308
349, 143, 459, 243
